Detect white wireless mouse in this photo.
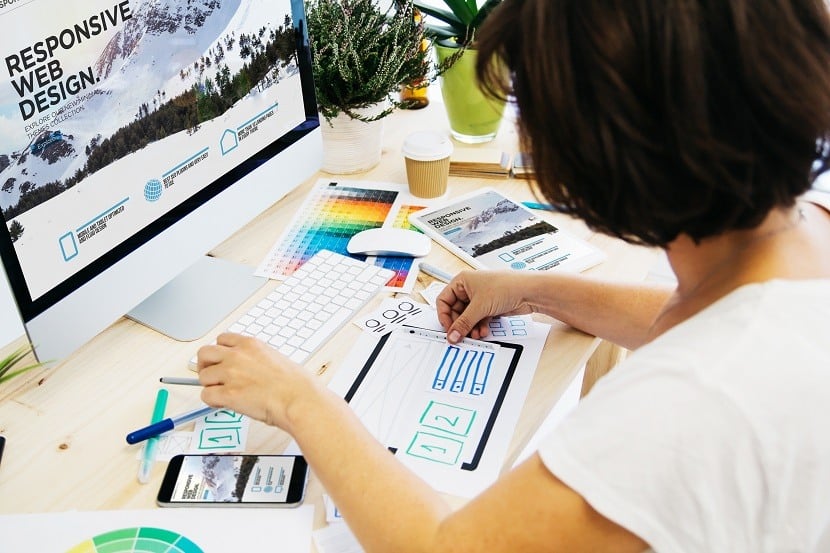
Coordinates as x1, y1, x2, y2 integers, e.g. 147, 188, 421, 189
347, 228, 432, 257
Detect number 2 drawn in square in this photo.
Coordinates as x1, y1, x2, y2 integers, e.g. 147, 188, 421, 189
406, 432, 464, 465
419, 401, 476, 437
204, 409, 244, 424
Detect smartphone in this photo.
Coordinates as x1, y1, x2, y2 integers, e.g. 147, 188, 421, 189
157, 454, 308, 507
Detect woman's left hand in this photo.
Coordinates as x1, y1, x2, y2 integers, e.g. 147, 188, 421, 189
196, 332, 317, 432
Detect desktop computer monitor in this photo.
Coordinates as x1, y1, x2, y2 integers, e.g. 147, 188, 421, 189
0, 0, 322, 362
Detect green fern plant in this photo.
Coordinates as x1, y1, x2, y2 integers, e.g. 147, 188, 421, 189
306, 0, 433, 122
0, 345, 43, 385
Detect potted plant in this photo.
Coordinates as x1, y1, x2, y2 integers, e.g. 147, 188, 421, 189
413, 0, 505, 143
306, 0, 432, 174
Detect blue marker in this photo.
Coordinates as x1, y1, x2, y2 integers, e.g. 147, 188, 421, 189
126, 405, 216, 444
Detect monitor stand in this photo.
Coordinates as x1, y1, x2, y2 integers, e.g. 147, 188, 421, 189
126, 256, 267, 341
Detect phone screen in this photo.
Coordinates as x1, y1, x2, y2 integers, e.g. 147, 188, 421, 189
158, 454, 308, 506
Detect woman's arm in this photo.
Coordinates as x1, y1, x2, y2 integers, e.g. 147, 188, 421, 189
437, 270, 674, 350
197, 333, 647, 552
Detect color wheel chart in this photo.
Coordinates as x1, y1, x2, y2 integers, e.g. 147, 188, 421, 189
256, 179, 428, 292
0, 507, 315, 551
67, 527, 203, 553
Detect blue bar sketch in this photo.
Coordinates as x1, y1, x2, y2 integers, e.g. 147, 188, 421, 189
471, 351, 494, 395
433, 346, 459, 390
451, 350, 475, 393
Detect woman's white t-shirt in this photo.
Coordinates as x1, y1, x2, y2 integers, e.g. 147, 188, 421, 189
539, 279, 830, 552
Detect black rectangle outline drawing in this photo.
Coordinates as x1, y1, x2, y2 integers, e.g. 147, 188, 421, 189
343, 327, 523, 471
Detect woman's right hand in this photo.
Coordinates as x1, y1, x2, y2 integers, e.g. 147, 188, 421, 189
436, 270, 532, 343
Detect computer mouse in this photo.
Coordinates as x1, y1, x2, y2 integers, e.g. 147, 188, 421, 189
347, 228, 432, 257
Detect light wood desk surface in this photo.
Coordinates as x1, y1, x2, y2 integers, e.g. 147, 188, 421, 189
0, 102, 659, 533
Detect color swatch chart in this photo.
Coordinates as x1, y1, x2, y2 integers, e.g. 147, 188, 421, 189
372, 202, 427, 289
256, 179, 429, 292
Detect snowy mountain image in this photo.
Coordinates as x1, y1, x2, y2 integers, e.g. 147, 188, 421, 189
447, 196, 558, 257
1, 0, 298, 222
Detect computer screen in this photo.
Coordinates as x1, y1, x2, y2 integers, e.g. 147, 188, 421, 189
0, 0, 322, 361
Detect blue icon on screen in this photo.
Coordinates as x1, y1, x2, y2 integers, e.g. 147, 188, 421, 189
144, 179, 162, 202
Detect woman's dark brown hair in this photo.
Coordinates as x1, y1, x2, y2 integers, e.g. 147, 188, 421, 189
476, 0, 830, 246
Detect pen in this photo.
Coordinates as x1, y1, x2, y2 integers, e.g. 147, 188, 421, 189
126, 405, 216, 445
137, 388, 168, 484
0, 435, 5, 468
521, 201, 564, 212
159, 377, 200, 386
419, 262, 455, 283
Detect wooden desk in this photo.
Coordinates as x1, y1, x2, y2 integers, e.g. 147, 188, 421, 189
0, 102, 658, 533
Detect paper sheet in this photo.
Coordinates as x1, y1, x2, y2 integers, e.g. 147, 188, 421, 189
324, 309, 550, 498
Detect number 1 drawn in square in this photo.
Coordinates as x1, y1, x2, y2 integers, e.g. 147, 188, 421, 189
197, 426, 243, 450
406, 432, 464, 465
419, 401, 476, 437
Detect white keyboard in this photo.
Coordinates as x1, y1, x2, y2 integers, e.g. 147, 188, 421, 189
193, 250, 394, 366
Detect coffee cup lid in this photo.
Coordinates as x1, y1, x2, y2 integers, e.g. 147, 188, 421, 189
402, 130, 453, 162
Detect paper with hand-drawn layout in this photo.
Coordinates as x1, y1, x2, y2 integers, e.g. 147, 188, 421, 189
326, 318, 549, 498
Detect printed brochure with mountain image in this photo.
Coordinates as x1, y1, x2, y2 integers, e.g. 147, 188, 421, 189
408, 188, 606, 273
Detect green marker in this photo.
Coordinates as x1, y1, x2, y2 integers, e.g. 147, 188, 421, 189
137, 388, 168, 484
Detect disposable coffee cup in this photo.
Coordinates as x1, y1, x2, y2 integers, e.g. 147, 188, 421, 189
402, 131, 453, 198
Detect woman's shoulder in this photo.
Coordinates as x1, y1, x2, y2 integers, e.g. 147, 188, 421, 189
802, 176, 830, 214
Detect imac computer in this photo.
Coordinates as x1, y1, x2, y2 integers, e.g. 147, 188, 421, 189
0, 0, 322, 362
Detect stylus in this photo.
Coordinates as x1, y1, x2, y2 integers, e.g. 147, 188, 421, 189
126, 405, 216, 444
159, 377, 200, 386
419, 263, 455, 284
138, 388, 168, 484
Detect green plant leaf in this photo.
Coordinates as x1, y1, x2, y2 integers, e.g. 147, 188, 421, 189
0, 344, 43, 384
0, 363, 42, 385
440, 0, 476, 25
413, 2, 464, 28
424, 23, 463, 41
0, 346, 29, 376
470, 0, 502, 30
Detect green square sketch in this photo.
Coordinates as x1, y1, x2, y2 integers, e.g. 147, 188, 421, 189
406, 431, 464, 465
419, 400, 476, 437
197, 426, 242, 450
204, 409, 243, 424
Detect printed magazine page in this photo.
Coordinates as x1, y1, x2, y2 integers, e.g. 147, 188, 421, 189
0, 0, 305, 300
409, 188, 605, 272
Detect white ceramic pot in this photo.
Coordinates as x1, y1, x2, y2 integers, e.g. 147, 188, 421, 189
319, 103, 386, 174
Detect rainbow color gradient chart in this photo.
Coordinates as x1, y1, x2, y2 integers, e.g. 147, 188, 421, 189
66, 527, 203, 553
256, 180, 434, 292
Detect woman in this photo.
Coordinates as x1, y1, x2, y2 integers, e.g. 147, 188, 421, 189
196, 0, 830, 550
